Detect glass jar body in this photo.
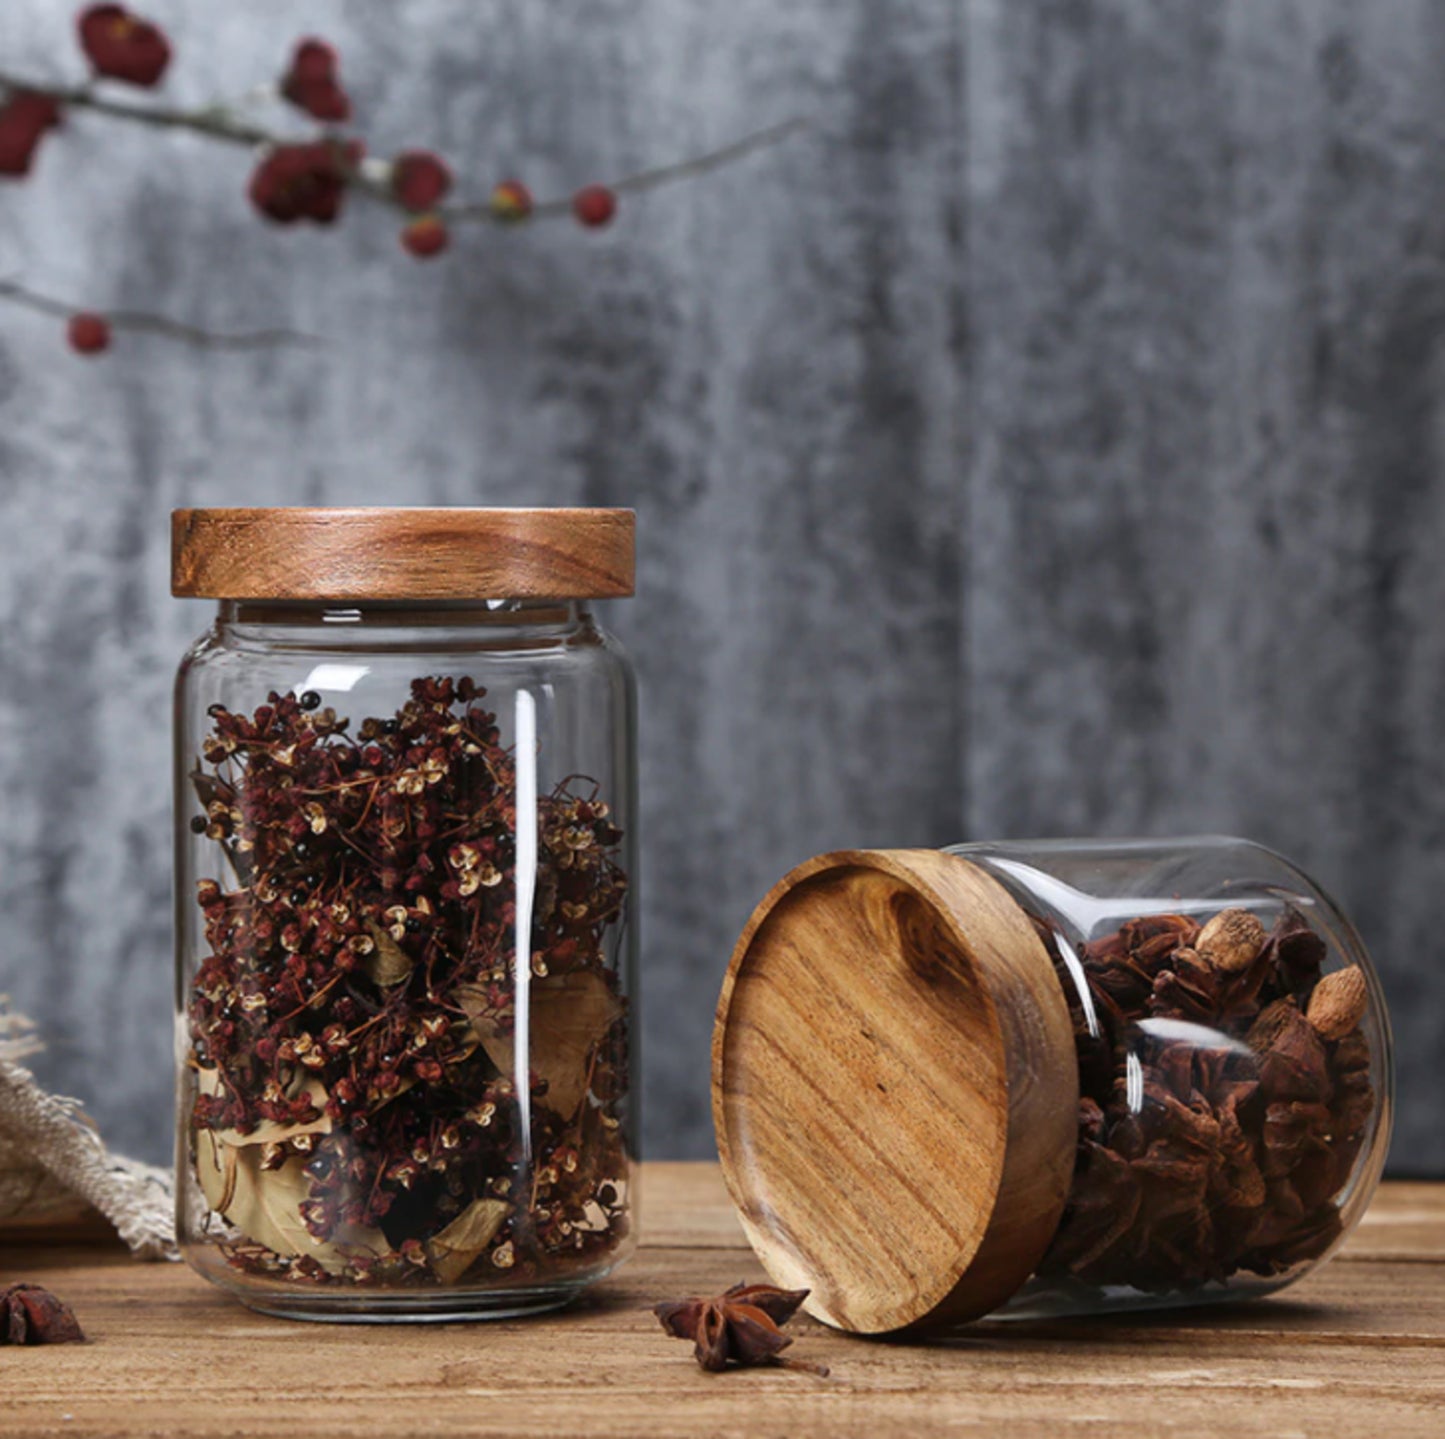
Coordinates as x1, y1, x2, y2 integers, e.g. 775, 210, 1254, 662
174, 599, 637, 1321
949, 836, 1393, 1320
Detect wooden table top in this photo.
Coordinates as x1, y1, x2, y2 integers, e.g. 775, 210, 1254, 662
1, 1165, 1442, 1437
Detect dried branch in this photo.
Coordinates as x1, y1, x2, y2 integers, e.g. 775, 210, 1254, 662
0, 279, 319, 350
0, 20, 805, 352
0, 68, 277, 144
448, 117, 811, 221
0, 67, 806, 227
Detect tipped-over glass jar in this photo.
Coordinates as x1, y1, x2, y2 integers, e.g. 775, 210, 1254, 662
713, 838, 1392, 1333
172, 507, 638, 1321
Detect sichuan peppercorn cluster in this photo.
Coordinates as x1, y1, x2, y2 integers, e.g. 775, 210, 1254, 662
1035, 905, 1374, 1293
185, 677, 631, 1288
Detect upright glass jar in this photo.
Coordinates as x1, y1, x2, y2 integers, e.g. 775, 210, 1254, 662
713, 839, 1392, 1332
172, 507, 638, 1321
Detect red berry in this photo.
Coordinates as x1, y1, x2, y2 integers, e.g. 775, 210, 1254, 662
249, 140, 362, 225
401, 215, 449, 259
67, 313, 111, 355
281, 38, 351, 123
392, 151, 452, 212
290, 38, 337, 85
490, 179, 533, 222
572, 184, 617, 228
302, 82, 350, 123
0, 92, 62, 178
78, 5, 171, 88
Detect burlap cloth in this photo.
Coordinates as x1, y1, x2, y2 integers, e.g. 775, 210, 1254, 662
0, 1000, 175, 1259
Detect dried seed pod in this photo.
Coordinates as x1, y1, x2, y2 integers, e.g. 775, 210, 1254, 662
1248, 998, 1330, 1104
654, 1282, 825, 1375
1196, 908, 1267, 974
0, 1284, 85, 1344
1306, 967, 1368, 1041
1041, 898, 1376, 1291
1265, 906, 1328, 994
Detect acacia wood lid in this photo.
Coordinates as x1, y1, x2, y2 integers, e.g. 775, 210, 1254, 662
712, 849, 1079, 1333
171, 507, 635, 601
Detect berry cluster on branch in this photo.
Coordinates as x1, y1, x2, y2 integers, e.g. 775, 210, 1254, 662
0, 5, 801, 356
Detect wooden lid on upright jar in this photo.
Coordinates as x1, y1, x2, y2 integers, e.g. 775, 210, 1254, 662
171, 507, 635, 601
712, 849, 1079, 1333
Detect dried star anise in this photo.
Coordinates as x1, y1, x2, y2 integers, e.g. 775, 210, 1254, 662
654, 1282, 828, 1376
1035, 902, 1376, 1295
1, 1283, 85, 1344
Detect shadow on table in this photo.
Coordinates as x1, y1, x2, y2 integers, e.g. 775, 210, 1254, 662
892, 1294, 1366, 1350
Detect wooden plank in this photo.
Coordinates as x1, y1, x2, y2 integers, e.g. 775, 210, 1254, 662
634, 1161, 746, 1249
646, 1166, 1445, 1263
1345, 1181, 1445, 1262
0, 1168, 1441, 1437
2, 1245, 1443, 1439
4, 1167, 1439, 1262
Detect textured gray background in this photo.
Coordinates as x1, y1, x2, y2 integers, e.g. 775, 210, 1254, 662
0, 1, 1441, 1172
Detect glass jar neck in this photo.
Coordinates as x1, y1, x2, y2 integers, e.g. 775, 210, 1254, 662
212, 598, 594, 654
218, 598, 583, 628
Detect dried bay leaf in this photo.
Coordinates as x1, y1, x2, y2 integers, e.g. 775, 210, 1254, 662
197, 1131, 389, 1275
188, 766, 234, 813
535, 867, 558, 929
451, 983, 492, 1038
364, 921, 414, 987
194, 1071, 384, 1275
196, 1129, 294, 1259
249, 1158, 389, 1274
195, 1127, 239, 1215
464, 970, 622, 1119
425, 1198, 512, 1284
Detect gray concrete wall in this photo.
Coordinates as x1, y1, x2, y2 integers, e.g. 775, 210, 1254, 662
0, 0, 1440, 1171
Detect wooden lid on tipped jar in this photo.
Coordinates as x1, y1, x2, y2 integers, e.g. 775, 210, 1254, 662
171, 507, 635, 601
712, 849, 1079, 1333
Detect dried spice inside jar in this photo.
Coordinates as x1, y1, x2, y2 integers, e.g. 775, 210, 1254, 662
185, 678, 630, 1287
1034, 906, 1374, 1292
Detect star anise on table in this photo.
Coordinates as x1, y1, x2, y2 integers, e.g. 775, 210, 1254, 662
653, 1282, 828, 1376
1, 1283, 86, 1344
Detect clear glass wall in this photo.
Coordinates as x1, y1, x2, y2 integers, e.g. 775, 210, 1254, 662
950, 836, 1392, 1319
174, 599, 637, 1320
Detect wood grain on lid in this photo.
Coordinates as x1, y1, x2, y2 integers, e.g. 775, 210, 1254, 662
712, 849, 1078, 1333
171, 507, 635, 600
